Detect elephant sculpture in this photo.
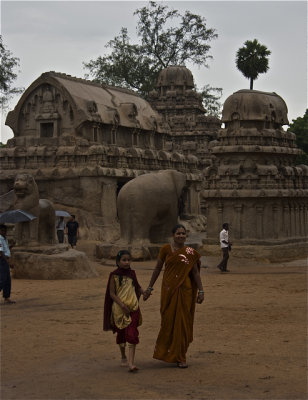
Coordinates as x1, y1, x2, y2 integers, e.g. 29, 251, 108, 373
14, 173, 56, 245
117, 170, 186, 244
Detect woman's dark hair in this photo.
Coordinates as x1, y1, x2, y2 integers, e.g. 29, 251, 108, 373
116, 249, 131, 267
171, 224, 186, 234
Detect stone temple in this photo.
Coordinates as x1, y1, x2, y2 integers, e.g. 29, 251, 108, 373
1, 65, 307, 259
203, 90, 308, 248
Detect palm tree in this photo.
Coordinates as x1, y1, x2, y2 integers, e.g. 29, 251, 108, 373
236, 39, 271, 90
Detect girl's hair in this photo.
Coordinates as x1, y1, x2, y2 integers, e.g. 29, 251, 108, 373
171, 224, 186, 234
116, 249, 131, 266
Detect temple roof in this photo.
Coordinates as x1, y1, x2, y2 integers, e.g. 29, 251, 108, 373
222, 89, 289, 125
156, 66, 195, 88
6, 71, 165, 133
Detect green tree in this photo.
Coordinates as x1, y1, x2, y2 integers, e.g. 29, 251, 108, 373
288, 109, 308, 165
84, 1, 222, 116
199, 85, 223, 117
236, 39, 271, 90
0, 35, 23, 109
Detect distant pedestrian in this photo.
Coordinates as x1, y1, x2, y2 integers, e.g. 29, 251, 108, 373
0, 224, 15, 304
56, 216, 65, 243
217, 223, 231, 273
65, 215, 79, 249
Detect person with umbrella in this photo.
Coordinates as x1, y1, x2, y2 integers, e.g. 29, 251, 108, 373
0, 224, 15, 304
56, 216, 66, 243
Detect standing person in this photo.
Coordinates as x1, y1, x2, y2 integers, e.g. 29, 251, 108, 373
0, 224, 15, 305
103, 250, 144, 372
217, 223, 231, 273
65, 215, 79, 248
143, 224, 204, 368
56, 216, 65, 243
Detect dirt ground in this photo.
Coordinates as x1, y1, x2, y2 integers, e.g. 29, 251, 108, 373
1, 248, 307, 400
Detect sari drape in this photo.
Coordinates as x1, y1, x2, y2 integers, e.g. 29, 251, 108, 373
153, 244, 200, 363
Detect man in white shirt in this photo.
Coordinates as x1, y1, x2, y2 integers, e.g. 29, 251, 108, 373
217, 223, 231, 273
0, 224, 15, 304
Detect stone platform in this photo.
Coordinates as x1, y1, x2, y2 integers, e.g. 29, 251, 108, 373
95, 239, 203, 261
200, 241, 308, 263
11, 244, 98, 279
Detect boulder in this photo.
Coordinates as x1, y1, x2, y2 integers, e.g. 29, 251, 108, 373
11, 248, 98, 279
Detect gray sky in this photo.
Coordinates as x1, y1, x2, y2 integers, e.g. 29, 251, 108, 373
1, 0, 307, 143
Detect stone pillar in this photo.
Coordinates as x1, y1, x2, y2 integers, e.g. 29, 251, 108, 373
289, 203, 295, 237
303, 204, 308, 237
256, 206, 264, 240
234, 204, 243, 239
217, 202, 223, 228
283, 204, 290, 238
101, 183, 117, 224
272, 203, 278, 239
294, 203, 299, 236
299, 204, 303, 237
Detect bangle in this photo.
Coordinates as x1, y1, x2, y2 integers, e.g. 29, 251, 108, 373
198, 290, 204, 294
147, 287, 154, 292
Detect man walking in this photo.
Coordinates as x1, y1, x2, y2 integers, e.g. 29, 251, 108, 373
65, 214, 79, 249
217, 223, 231, 273
0, 224, 15, 304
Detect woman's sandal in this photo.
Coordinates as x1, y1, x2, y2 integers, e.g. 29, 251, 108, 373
128, 366, 139, 373
177, 362, 188, 369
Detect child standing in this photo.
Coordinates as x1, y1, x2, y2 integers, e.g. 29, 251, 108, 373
103, 250, 144, 372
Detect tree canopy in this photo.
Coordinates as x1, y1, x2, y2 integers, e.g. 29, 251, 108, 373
0, 35, 23, 110
288, 109, 308, 165
83, 1, 222, 116
236, 39, 271, 90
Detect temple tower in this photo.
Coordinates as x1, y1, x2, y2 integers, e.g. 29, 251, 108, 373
148, 66, 220, 164
203, 89, 308, 245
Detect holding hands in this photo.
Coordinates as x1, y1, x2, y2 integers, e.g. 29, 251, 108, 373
143, 287, 153, 301
197, 290, 205, 304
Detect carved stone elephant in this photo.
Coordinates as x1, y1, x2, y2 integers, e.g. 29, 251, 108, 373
117, 170, 186, 244
14, 173, 56, 245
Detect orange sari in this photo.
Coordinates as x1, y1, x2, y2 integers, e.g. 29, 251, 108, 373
153, 244, 201, 363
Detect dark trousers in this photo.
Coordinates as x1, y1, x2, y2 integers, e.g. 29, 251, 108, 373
0, 258, 11, 299
217, 247, 229, 271
57, 230, 64, 243
68, 234, 77, 247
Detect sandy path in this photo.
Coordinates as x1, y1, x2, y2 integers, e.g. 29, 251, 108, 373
1, 255, 307, 400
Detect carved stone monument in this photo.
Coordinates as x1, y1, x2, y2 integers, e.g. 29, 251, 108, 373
202, 90, 308, 258
0, 67, 306, 262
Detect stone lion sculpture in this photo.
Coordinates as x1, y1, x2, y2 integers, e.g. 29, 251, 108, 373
117, 170, 186, 244
14, 173, 55, 245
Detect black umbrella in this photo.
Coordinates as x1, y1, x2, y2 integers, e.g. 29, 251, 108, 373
0, 209, 37, 224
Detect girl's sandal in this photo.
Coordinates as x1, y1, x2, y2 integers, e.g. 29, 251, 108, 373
121, 359, 128, 367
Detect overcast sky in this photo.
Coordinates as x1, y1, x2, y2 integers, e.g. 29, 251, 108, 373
1, 0, 307, 143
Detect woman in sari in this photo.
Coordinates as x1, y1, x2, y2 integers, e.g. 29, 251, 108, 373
143, 224, 204, 368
